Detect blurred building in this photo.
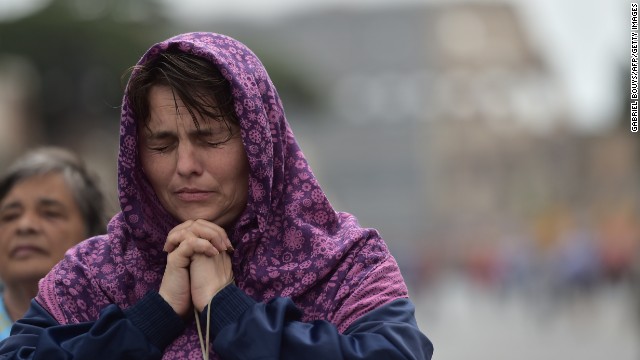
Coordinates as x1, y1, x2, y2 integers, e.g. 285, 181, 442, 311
201, 2, 638, 287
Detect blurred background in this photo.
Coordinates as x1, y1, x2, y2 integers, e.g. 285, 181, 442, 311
0, 0, 635, 358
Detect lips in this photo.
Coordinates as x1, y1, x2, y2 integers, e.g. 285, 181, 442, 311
174, 188, 214, 201
10, 245, 47, 259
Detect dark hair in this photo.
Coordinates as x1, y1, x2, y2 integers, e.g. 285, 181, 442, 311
0, 147, 107, 237
127, 51, 238, 132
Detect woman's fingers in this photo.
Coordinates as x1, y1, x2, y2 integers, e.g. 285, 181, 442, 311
160, 237, 210, 317
169, 237, 218, 263
164, 219, 233, 253
162, 237, 234, 315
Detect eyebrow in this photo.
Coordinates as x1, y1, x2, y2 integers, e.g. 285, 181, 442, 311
0, 201, 22, 212
0, 198, 67, 212
38, 198, 67, 210
144, 130, 177, 141
144, 127, 220, 140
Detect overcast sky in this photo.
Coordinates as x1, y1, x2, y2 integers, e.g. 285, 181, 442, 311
0, 0, 625, 132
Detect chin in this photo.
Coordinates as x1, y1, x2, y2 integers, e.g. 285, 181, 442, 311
175, 210, 217, 223
12, 269, 50, 284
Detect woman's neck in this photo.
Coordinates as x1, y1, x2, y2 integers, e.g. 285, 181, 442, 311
2, 281, 37, 322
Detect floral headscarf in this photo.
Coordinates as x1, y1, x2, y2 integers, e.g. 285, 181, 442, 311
37, 32, 408, 359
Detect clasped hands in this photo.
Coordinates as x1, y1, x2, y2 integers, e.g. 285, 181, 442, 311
158, 219, 235, 317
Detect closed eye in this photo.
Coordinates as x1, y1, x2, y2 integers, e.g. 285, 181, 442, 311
0, 211, 20, 223
41, 210, 64, 219
39, 200, 69, 221
198, 130, 233, 148
144, 137, 177, 154
203, 139, 227, 148
147, 144, 175, 153
0, 203, 22, 223
143, 130, 178, 154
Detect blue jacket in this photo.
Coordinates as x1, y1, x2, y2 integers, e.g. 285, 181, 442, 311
0, 285, 433, 359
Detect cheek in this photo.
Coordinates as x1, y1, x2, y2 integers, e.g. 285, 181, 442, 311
141, 156, 170, 190
49, 241, 72, 260
48, 220, 86, 253
223, 158, 249, 192
0, 225, 13, 247
48, 241, 76, 262
229, 145, 250, 182
140, 151, 154, 179
0, 231, 9, 252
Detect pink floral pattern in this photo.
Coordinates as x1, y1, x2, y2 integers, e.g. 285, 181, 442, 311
36, 32, 408, 359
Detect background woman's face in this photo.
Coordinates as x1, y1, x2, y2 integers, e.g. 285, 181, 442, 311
0, 173, 87, 285
139, 85, 250, 226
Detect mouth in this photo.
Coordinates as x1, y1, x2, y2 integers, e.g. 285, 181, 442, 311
174, 188, 214, 202
10, 245, 47, 259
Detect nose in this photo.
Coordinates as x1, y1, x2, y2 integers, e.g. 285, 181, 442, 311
176, 141, 204, 177
16, 211, 41, 236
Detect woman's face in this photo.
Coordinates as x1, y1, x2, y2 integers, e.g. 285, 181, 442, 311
0, 173, 87, 286
139, 85, 250, 227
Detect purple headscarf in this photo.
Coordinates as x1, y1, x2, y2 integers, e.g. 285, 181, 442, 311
37, 32, 408, 359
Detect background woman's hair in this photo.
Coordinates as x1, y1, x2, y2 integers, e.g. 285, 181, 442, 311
126, 51, 238, 131
0, 146, 107, 236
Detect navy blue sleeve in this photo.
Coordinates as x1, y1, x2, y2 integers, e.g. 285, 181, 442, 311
0, 291, 184, 360
208, 285, 433, 360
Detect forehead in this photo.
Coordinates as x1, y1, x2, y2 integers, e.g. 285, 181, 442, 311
1, 173, 75, 207
142, 85, 221, 130
146, 86, 187, 123
145, 85, 208, 125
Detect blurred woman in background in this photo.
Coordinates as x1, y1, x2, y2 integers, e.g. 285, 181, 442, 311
0, 147, 106, 340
